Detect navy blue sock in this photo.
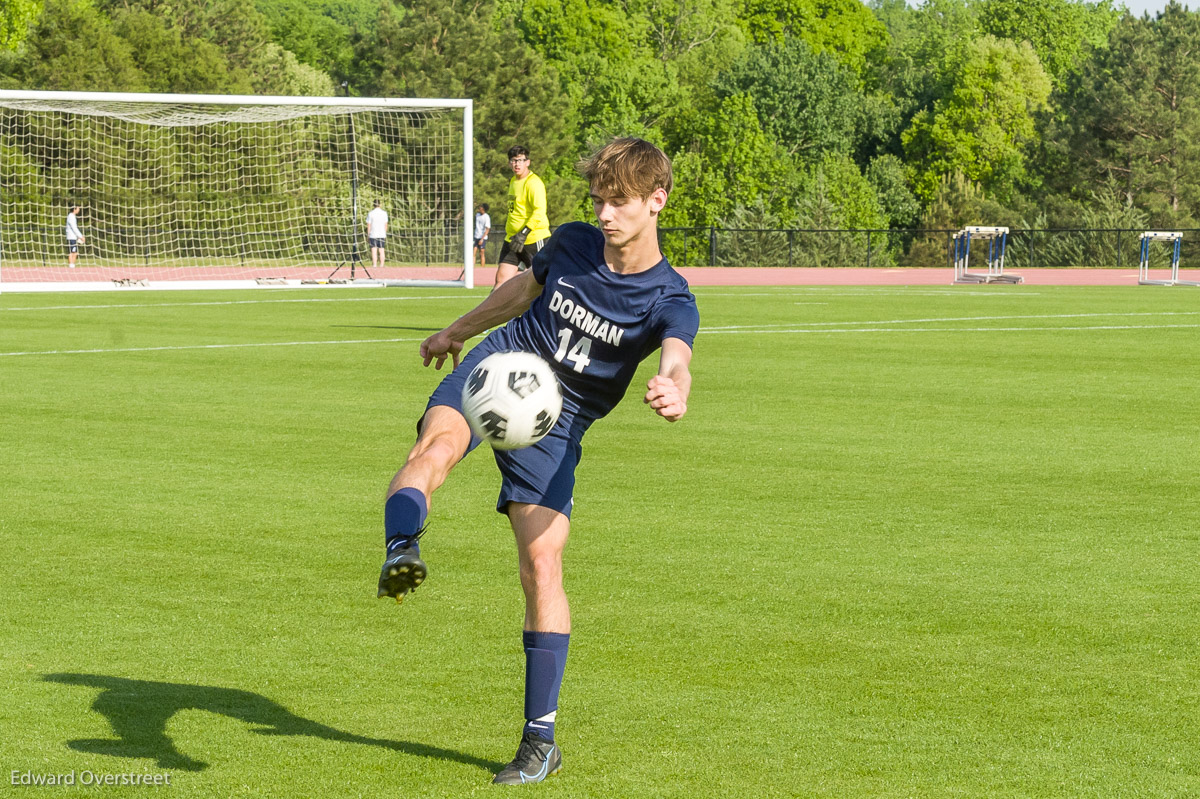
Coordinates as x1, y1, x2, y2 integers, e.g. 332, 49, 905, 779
384, 488, 427, 556
522, 630, 570, 742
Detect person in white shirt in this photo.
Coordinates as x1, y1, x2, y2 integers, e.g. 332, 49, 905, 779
65, 205, 85, 268
366, 200, 389, 268
473, 203, 491, 269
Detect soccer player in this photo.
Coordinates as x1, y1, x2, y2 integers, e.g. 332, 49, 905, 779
473, 203, 491, 269
377, 137, 698, 785
366, 199, 388, 268
493, 145, 550, 291
65, 205, 84, 268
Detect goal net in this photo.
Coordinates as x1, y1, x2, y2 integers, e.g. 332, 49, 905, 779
0, 91, 474, 291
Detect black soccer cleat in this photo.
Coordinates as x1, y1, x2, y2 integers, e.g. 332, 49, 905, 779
377, 536, 427, 603
492, 731, 562, 785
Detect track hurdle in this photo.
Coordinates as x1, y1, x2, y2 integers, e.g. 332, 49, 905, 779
952, 226, 1022, 284
1138, 231, 1187, 285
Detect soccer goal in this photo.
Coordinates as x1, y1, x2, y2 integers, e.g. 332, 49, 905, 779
951, 226, 1022, 284
0, 91, 474, 292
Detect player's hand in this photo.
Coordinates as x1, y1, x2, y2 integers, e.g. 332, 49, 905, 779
510, 226, 530, 254
78, 236, 85, 244
645, 375, 687, 422
420, 330, 463, 370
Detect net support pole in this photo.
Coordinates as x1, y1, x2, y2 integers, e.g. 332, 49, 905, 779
463, 100, 474, 289
349, 112, 360, 279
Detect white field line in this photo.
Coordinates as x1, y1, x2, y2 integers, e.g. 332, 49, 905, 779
698, 290, 1042, 297
0, 289, 1009, 312
705, 311, 1200, 331
4, 311, 1198, 358
0, 337, 427, 358
708, 323, 1200, 335
0, 288, 1030, 313
0, 294, 475, 312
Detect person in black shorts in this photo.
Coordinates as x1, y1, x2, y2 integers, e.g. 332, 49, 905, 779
65, 205, 84, 268
366, 200, 388, 268
473, 203, 491, 268
494, 146, 551, 290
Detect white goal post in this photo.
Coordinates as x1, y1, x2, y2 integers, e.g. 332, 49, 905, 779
0, 90, 474, 292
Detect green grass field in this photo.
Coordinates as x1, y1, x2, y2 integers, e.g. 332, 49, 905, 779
2, 284, 1199, 798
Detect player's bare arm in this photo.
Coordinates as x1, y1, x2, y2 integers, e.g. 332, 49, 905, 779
645, 337, 692, 422
420, 270, 543, 369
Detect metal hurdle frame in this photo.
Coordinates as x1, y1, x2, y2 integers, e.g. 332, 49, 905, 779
952, 226, 1022, 284
1137, 231, 1187, 285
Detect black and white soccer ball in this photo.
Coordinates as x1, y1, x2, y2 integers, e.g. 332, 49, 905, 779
461, 351, 563, 450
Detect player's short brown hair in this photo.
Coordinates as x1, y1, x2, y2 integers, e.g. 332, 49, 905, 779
577, 137, 673, 200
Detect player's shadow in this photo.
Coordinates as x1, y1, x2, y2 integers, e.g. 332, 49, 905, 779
44, 673, 504, 773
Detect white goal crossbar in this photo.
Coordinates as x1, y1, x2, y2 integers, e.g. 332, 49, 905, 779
0, 90, 474, 292
952, 226, 1022, 284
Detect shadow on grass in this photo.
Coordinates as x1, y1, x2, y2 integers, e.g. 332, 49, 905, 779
44, 673, 504, 773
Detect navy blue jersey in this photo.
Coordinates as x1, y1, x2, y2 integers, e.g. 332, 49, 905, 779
495, 221, 699, 420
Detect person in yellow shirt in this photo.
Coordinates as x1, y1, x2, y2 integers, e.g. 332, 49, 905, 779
494, 145, 551, 290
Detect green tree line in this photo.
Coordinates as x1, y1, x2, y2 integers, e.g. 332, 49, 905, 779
3, 0, 1199, 238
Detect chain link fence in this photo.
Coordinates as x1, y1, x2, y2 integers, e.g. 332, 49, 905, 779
477, 226, 1200, 270
654, 227, 1200, 270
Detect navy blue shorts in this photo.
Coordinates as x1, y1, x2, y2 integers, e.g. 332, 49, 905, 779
369, 237, 385, 249
424, 333, 588, 518
67, 239, 78, 254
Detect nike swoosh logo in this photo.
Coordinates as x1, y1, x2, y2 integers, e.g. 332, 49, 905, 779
519, 750, 554, 783
558, 278, 575, 288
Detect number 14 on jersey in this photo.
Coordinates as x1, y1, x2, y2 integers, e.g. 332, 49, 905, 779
553, 328, 592, 373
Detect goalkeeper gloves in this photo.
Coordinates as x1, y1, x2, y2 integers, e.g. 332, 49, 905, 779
509, 226, 531, 254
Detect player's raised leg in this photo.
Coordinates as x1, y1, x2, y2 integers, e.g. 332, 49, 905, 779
378, 405, 473, 602
493, 502, 569, 785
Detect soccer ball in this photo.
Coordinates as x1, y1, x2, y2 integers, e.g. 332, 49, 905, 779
461, 351, 563, 450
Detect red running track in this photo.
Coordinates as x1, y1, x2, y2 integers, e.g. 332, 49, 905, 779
493, 266, 1177, 287
3, 265, 1190, 287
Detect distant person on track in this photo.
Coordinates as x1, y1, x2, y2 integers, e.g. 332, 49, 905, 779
494, 145, 550, 291
474, 203, 492, 269
65, 205, 84, 268
366, 200, 388, 269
